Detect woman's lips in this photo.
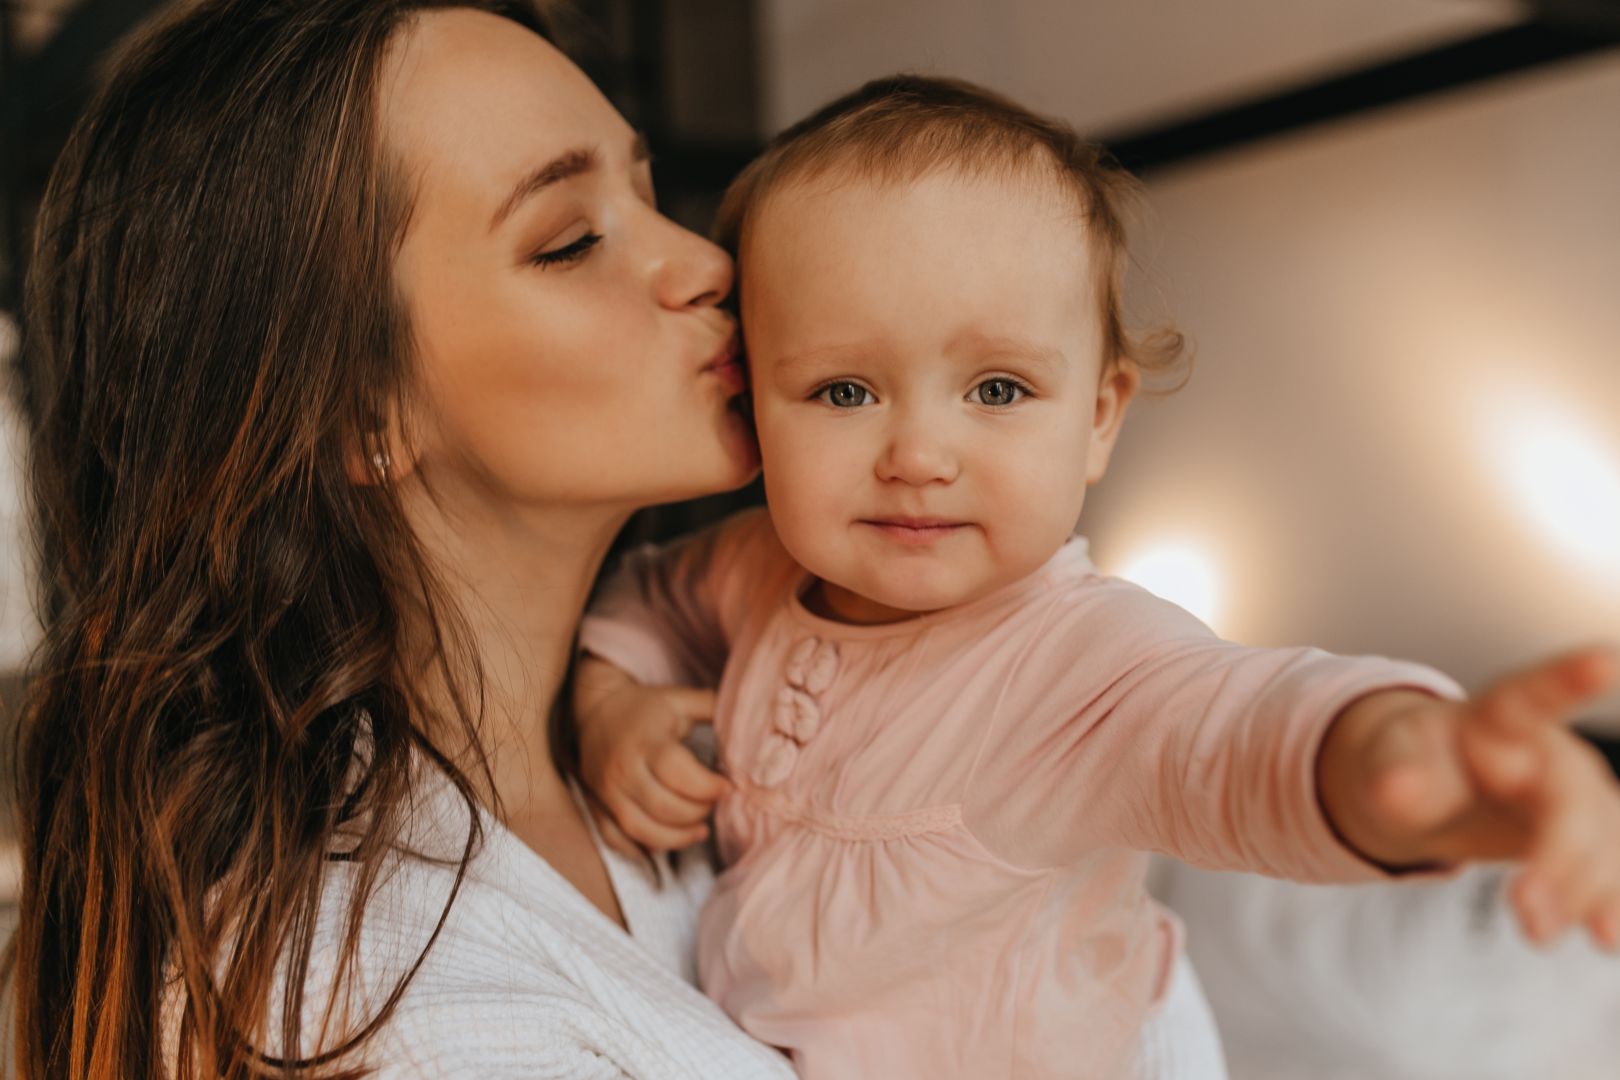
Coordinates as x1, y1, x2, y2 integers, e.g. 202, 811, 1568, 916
859, 518, 969, 546
701, 338, 747, 394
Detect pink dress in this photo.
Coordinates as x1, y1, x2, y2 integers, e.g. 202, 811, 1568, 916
580, 510, 1459, 1079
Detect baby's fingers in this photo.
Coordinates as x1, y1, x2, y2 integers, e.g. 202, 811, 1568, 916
590, 799, 645, 861
1514, 826, 1600, 943
660, 687, 719, 730
628, 756, 716, 828
610, 795, 710, 852
651, 739, 731, 804
1587, 896, 1620, 951
1475, 648, 1618, 736
1511, 740, 1620, 943
1516, 854, 1620, 949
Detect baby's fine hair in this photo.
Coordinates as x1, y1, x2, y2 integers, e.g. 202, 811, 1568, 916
714, 74, 1188, 384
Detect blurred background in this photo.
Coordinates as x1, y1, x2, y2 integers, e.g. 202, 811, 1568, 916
2, 1, 1619, 1076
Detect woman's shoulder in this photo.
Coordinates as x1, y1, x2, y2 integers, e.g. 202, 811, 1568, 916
366, 962, 652, 1078
702, 505, 797, 579
689, 505, 806, 632
317, 781, 676, 991
308, 787, 793, 1078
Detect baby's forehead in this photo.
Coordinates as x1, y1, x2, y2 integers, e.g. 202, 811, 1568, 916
731, 158, 1116, 369
737, 166, 1102, 310
750, 155, 1089, 230
739, 169, 1098, 299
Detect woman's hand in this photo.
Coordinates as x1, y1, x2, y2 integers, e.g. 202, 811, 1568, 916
574, 656, 732, 857
1317, 648, 1620, 947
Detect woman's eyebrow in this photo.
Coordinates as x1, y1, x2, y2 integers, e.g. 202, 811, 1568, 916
488, 133, 651, 233
490, 147, 596, 231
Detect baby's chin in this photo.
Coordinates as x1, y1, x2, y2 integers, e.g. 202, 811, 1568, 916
777, 522, 1051, 622
820, 569, 1024, 624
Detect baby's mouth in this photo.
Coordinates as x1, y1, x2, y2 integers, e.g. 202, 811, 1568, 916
859, 518, 970, 544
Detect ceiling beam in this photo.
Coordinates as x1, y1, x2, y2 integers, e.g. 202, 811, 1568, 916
1531, 0, 1620, 33
1102, 18, 1620, 175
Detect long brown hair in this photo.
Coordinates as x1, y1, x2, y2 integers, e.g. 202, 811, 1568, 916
9, 1, 552, 1076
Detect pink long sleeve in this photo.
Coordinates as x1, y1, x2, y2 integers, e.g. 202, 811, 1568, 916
580, 509, 796, 689
962, 575, 1463, 881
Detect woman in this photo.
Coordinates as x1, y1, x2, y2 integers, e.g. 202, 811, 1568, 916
10, 1, 789, 1076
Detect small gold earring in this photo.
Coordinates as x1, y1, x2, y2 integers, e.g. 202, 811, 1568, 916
372, 451, 391, 483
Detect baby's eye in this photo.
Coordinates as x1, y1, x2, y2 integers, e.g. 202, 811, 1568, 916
816, 382, 873, 408
973, 378, 1025, 407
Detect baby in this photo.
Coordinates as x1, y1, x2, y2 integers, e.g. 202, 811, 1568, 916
573, 76, 1620, 1079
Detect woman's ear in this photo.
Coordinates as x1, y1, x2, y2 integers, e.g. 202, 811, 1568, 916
343, 416, 418, 487
1085, 358, 1141, 485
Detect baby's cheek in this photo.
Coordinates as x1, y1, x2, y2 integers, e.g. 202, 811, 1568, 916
760, 467, 846, 571
982, 463, 1087, 568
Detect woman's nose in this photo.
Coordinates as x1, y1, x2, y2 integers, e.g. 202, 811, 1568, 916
650, 211, 735, 311
877, 417, 960, 487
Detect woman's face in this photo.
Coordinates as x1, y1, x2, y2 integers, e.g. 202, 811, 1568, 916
380, 10, 756, 512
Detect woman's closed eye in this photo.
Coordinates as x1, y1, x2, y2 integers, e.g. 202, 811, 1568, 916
813, 381, 875, 408
529, 229, 602, 269
971, 377, 1029, 407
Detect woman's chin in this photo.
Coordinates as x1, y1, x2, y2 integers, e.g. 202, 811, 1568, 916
601, 401, 758, 508
716, 398, 762, 483
649, 432, 759, 507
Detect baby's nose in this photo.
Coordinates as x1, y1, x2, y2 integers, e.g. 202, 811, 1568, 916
876, 423, 960, 486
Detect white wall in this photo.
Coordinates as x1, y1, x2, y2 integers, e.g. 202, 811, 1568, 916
1086, 53, 1620, 722
758, 0, 1519, 135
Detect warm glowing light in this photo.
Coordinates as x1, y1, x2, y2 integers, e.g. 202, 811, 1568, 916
1116, 543, 1222, 629
1490, 398, 1620, 578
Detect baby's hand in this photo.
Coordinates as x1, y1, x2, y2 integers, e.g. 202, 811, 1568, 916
574, 656, 731, 856
1318, 648, 1620, 948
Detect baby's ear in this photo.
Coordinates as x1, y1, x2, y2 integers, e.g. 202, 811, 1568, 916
1085, 359, 1140, 485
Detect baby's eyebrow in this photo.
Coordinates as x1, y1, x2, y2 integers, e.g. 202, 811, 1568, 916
772, 343, 867, 377
944, 330, 1066, 373
771, 333, 1066, 379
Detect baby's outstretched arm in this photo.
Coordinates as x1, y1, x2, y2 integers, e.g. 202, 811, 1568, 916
1317, 647, 1620, 947
575, 655, 730, 856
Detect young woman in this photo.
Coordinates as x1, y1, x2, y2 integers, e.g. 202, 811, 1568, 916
10, 2, 788, 1076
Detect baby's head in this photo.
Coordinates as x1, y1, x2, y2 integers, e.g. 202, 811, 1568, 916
717, 75, 1186, 624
